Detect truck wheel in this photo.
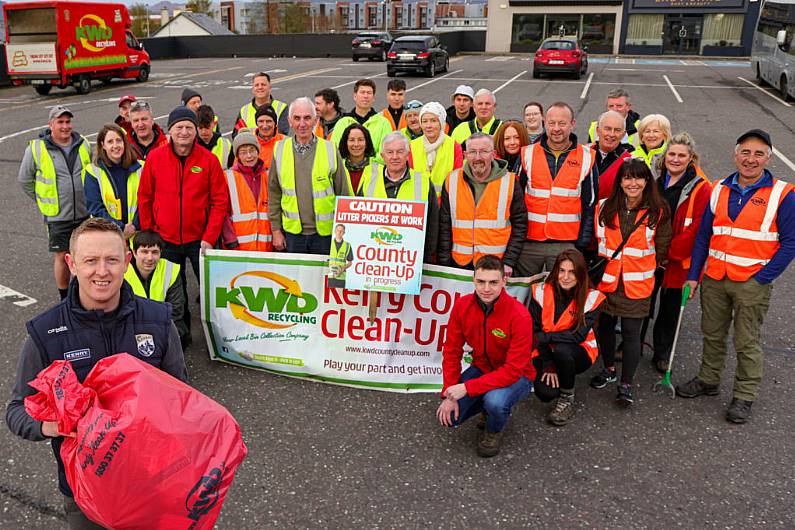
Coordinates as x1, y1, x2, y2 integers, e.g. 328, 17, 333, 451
34, 84, 52, 96
76, 76, 91, 94
137, 64, 150, 82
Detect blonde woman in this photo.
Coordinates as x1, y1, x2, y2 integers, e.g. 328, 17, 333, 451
636, 114, 671, 179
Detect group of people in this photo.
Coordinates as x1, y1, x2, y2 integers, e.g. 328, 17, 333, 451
8, 70, 794, 527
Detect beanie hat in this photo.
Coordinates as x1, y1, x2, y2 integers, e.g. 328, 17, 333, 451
181, 88, 202, 106
232, 129, 260, 155
254, 104, 278, 124
419, 101, 447, 127
167, 106, 198, 130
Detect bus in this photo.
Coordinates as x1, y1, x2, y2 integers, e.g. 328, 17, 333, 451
752, 0, 795, 100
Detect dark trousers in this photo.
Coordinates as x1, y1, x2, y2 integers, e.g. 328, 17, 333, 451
285, 232, 332, 255
533, 343, 593, 402
652, 287, 683, 363
64, 496, 105, 529
162, 240, 202, 331
596, 313, 643, 385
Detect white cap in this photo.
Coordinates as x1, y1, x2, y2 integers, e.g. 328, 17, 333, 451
452, 84, 474, 101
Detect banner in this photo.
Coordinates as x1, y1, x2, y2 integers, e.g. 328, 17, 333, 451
201, 250, 533, 393
330, 197, 426, 294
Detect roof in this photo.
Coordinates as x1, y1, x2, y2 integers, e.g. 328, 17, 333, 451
154, 11, 234, 37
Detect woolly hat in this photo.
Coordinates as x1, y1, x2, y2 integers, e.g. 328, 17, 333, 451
167, 106, 198, 130
254, 104, 278, 124
232, 129, 260, 155
419, 101, 447, 126
181, 88, 202, 106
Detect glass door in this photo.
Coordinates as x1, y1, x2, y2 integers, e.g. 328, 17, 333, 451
663, 15, 703, 54
546, 16, 580, 39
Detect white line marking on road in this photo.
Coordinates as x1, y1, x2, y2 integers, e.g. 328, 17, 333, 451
737, 77, 792, 107
150, 66, 243, 86
331, 72, 387, 89
772, 147, 795, 173
272, 67, 340, 84
605, 68, 685, 73
493, 70, 527, 94
406, 69, 463, 92
85, 114, 169, 139
0, 125, 48, 144
486, 56, 515, 62
580, 72, 594, 99
680, 60, 688, 66
663, 74, 683, 103
0, 284, 37, 307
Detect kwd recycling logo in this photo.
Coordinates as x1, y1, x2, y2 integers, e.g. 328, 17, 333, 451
75, 15, 116, 52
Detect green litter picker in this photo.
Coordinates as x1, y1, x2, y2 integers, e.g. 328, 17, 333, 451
653, 283, 691, 399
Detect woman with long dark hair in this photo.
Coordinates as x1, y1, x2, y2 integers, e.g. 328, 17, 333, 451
590, 159, 672, 405
338, 123, 375, 193
529, 249, 605, 426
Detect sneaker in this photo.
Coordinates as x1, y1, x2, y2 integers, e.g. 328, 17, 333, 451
547, 394, 576, 426
726, 398, 753, 424
475, 412, 487, 431
676, 377, 719, 398
617, 384, 634, 406
477, 429, 504, 458
653, 358, 669, 374
590, 368, 617, 389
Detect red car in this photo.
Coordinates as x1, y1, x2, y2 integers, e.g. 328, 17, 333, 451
533, 37, 588, 80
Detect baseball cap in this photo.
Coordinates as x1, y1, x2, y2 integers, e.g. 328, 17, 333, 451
452, 85, 474, 102
736, 129, 772, 148
118, 95, 137, 107
48, 105, 73, 121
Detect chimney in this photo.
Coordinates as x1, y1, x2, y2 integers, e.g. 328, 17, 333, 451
160, 8, 169, 25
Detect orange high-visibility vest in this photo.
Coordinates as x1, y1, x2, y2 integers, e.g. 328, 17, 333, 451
679, 166, 711, 269
705, 178, 794, 282
225, 168, 273, 252
531, 282, 605, 363
522, 142, 595, 241
314, 122, 325, 139
446, 168, 515, 267
595, 199, 658, 299
381, 108, 406, 131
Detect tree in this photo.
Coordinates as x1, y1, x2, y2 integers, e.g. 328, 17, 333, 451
129, 3, 160, 38
246, 1, 268, 34
185, 0, 215, 18
282, 3, 308, 34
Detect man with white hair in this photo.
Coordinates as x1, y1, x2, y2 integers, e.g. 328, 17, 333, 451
587, 88, 641, 147
450, 89, 502, 148
591, 110, 635, 200
268, 97, 351, 254
358, 132, 438, 262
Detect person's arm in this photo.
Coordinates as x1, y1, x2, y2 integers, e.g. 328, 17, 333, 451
503, 183, 528, 269
423, 187, 439, 264
160, 322, 188, 383
576, 167, 597, 250
527, 298, 543, 351
437, 186, 453, 266
165, 275, 189, 341
221, 215, 240, 249
5, 337, 48, 441
452, 141, 464, 170
201, 156, 230, 245
18, 146, 37, 202
440, 302, 466, 397
654, 213, 673, 267
137, 157, 155, 230
686, 204, 715, 282
755, 191, 795, 284
539, 306, 601, 345
277, 109, 290, 135
667, 183, 711, 263
333, 151, 352, 197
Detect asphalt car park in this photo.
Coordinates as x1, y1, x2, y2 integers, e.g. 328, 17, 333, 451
0, 55, 793, 529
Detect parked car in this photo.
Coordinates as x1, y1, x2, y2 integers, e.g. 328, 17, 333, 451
532, 37, 588, 80
352, 32, 393, 62
387, 36, 449, 78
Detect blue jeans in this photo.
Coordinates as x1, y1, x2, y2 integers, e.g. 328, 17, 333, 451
285, 232, 332, 255
451, 366, 532, 433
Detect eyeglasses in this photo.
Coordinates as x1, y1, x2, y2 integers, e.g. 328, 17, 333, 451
466, 149, 493, 157
404, 100, 423, 111
130, 101, 151, 112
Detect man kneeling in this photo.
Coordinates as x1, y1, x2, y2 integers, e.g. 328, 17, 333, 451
436, 255, 534, 457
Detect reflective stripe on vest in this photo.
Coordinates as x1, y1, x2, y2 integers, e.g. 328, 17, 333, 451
679, 167, 711, 269
274, 137, 337, 236
329, 240, 352, 280
212, 138, 231, 170
522, 142, 594, 241
447, 168, 514, 266
532, 282, 604, 363
86, 163, 141, 222
595, 199, 657, 299
704, 178, 793, 282
124, 259, 180, 302
361, 163, 429, 200
410, 135, 456, 195
30, 138, 91, 217
225, 168, 273, 251
240, 99, 286, 129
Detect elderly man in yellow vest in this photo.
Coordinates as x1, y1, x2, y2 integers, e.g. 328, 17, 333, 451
438, 133, 527, 276
268, 97, 351, 254
357, 132, 439, 262
18, 105, 92, 300
124, 229, 190, 348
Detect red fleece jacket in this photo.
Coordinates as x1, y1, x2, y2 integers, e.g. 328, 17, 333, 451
663, 174, 712, 288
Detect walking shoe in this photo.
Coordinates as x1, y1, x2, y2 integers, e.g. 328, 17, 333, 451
475, 412, 487, 431
726, 398, 753, 424
590, 368, 617, 389
616, 384, 634, 406
477, 429, 504, 458
675, 377, 719, 398
547, 394, 576, 426
653, 358, 669, 374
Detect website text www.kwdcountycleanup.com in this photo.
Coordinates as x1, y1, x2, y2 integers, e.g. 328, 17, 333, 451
345, 345, 431, 357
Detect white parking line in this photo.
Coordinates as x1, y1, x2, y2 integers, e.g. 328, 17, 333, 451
0, 124, 48, 144
331, 72, 387, 89
580, 72, 594, 99
772, 147, 795, 173
737, 77, 792, 107
493, 71, 527, 94
406, 69, 463, 93
663, 75, 683, 103
0, 284, 37, 307
605, 68, 685, 73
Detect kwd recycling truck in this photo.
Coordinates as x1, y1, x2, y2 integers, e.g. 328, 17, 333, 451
3, 1, 151, 95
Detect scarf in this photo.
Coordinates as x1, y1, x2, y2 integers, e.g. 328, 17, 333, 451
422, 134, 446, 172
345, 157, 369, 172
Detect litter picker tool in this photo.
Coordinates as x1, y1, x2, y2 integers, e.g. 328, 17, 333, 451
653, 283, 691, 399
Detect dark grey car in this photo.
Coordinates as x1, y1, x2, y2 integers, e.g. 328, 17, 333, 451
386, 36, 449, 78
352, 32, 393, 62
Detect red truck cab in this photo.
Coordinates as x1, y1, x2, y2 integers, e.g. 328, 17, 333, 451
3, 1, 151, 95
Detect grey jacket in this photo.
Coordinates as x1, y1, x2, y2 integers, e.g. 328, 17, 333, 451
18, 131, 91, 223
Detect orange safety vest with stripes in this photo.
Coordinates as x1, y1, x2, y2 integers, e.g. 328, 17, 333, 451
531, 282, 605, 363
381, 108, 406, 131
522, 142, 595, 241
704, 177, 794, 282
595, 199, 658, 299
446, 168, 515, 267
225, 168, 273, 252
678, 165, 712, 269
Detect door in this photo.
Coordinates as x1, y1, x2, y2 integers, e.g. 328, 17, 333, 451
546, 16, 580, 39
663, 15, 702, 55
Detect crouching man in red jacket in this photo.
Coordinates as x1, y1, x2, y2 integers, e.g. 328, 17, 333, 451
436, 255, 534, 457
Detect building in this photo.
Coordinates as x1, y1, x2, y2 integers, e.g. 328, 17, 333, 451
153, 11, 236, 37
435, 1, 488, 30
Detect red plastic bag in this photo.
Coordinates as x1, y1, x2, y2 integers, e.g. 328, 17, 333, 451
25, 353, 247, 530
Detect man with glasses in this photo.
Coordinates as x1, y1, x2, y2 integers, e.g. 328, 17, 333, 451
128, 100, 167, 160
514, 102, 597, 277
438, 133, 527, 275
676, 129, 795, 424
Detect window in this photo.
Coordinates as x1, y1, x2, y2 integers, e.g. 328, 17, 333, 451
419, 7, 427, 28
625, 14, 664, 46
582, 14, 615, 53
368, 7, 377, 27
511, 14, 545, 52
541, 40, 575, 50
701, 13, 744, 50
396, 7, 403, 26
